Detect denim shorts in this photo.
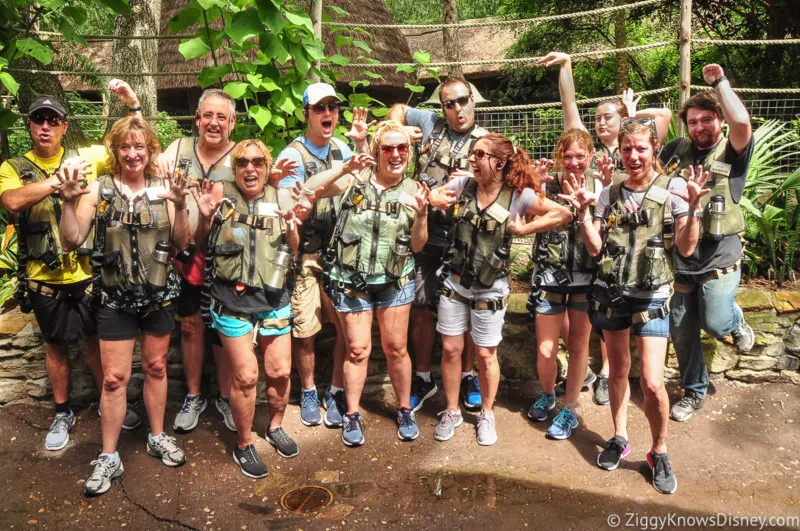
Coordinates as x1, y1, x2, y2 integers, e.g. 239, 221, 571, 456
332, 280, 415, 313
534, 285, 591, 315
590, 288, 670, 338
210, 304, 292, 338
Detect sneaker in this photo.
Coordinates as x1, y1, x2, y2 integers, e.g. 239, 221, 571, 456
173, 394, 207, 433
147, 433, 186, 467
409, 376, 438, 412
215, 396, 236, 432
45, 411, 76, 451
732, 319, 755, 352
396, 407, 420, 441
460, 374, 482, 411
597, 435, 631, 471
233, 444, 269, 479
299, 389, 323, 427
84, 454, 123, 496
476, 411, 497, 446
670, 394, 704, 422
323, 387, 345, 429
593, 375, 610, 405
647, 451, 678, 494
527, 392, 556, 422
546, 407, 579, 440
433, 409, 464, 441
555, 367, 597, 396
97, 407, 142, 431
342, 412, 365, 447
266, 427, 299, 458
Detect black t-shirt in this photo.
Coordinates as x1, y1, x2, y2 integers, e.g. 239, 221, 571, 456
659, 135, 754, 275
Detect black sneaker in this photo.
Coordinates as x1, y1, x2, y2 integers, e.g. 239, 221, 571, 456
647, 451, 678, 494
409, 376, 438, 412
597, 435, 631, 471
593, 375, 610, 405
266, 427, 299, 458
555, 367, 597, 396
232, 444, 269, 479
669, 394, 704, 422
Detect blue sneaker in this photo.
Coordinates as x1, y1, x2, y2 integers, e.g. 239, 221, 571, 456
527, 392, 556, 422
546, 407, 579, 440
396, 407, 420, 441
460, 374, 482, 411
299, 389, 322, 427
342, 412, 365, 447
409, 376, 438, 412
323, 387, 345, 429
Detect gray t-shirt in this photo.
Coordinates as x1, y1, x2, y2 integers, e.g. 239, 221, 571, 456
277, 135, 353, 188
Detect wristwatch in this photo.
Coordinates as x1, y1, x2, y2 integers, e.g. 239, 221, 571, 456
128, 104, 142, 112
711, 76, 728, 88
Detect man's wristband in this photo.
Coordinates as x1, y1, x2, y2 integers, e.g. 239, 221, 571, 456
128, 105, 142, 112
711, 76, 728, 89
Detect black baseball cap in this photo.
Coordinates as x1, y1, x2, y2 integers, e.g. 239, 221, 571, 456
28, 96, 67, 118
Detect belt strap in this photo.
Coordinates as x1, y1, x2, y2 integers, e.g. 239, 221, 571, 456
674, 260, 741, 292
441, 287, 509, 311
592, 298, 670, 324
334, 272, 413, 300
211, 298, 291, 329
538, 290, 589, 304
27, 280, 92, 298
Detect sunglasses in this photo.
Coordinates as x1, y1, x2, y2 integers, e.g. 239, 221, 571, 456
379, 143, 409, 156
442, 95, 471, 110
308, 102, 339, 114
469, 148, 503, 160
235, 156, 268, 169
29, 112, 64, 126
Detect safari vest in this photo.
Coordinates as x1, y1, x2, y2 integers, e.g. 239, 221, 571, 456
415, 118, 488, 187
289, 138, 342, 254
449, 179, 514, 287
175, 137, 234, 233
593, 142, 623, 171
332, 170, 417, 280
209, 181, 286, 291
598, 173, 675, 290
671, 137, 744, 239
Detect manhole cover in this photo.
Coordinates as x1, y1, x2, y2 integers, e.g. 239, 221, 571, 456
280, 485, 334, 514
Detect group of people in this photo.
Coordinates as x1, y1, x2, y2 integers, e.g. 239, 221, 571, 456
0, 51, 754, 497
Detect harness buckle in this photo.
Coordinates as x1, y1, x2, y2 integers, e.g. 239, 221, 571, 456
215, 198, 237, 222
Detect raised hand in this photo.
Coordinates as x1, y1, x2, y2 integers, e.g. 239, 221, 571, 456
448, 169, 473, 182
292, 184, 323, 221
410, 182, 430, 216
507, 212, 527, 235
270, 158, 300, 186
595, 155, 615, 187
404, 126, 423, 144
53, 160, 91, 202
190, 179, 219, 219
155, 153, 175, 181
672, 165, 711, 210
276, 207, 302, 232
622, 88, 642, 118
535, 51, 570, 68
108, 78, 139, 107
702, 64, 725, 85
557, 172, 595, 212
344, 153, 376, 175
532, 158, 554, 185
344, 106, 377, 144
428, 185, 458, 210
159, 166, 189, 209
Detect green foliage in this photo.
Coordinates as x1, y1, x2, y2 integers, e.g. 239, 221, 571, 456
397, 49, 441, 105
384, 0, 502, 24
154, 112, 189, 150
0, 221, 18, 309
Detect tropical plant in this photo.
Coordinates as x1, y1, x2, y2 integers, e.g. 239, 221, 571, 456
0, 221, 18, 308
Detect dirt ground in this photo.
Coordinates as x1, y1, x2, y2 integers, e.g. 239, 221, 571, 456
1, 379, 799, 530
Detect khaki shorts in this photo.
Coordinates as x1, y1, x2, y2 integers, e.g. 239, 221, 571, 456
291, 253, 336, 338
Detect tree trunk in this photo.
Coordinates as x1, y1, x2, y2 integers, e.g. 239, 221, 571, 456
442, 0, 463, 79
106, 0, 161, 132
614, 0, 628, 92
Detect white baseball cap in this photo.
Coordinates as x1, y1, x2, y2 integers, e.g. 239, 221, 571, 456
303, 82, 341, 107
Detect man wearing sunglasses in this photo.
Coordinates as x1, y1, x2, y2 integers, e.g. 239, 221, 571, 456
388, 78, 489, 413
0, 81, 143, 451
659, 64, 755, 424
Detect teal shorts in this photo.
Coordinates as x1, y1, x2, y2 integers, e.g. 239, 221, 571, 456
210, 304, 292, 338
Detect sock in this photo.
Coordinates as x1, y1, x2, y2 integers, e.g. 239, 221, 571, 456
329, 385, 343, 394
149, 432, 164, 442
303, 387, 317, 394
461, 372, 473, 380
564, 403, 577, 413
416, 371, 431, 383
481, 409, 494, 418
100, 451, 118, 463
55, 402, 71, 415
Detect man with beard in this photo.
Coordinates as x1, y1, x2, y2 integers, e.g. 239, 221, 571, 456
388, 78, 488, 413
160, 89, 237, 434
659, 64, 755, 423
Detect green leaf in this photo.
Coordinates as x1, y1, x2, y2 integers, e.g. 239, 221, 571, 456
352, 40, 372, 54
170, 5, 202, 33
404, 82, 425, 93
285, 11, 313, 33
326, 5, 348, 16
16, 38, 53, 65
278, 96, 295, 115
328, 54, 350, 66
361, 71, 383, 80
271, 114, 286, 128
349, 80, 369, 89
249, 105, 272, 130
372, 107, 388, 118
335, 35, 353, 49
395, 64, 415, 74
0, 72, 19, 95
223, 81, 249, 99
226, 8, 262, 46
94, 0, 130, 14
256, 0, 284, 33
62, 5, 87, 26
197, 0, 226, 9
413, 50, 431, 65
260, 34, 290, 64
198, 64, 232, 88
56, 18, 86, 46
245, 73, 262, 87
179, 37, 211, 61
289, 44, 310, 75
0, 108, 17, 130
260, 77, 280, 92
305, 44, 325, 61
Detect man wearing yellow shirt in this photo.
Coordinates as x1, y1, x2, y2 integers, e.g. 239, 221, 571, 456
0, 82, 142, 451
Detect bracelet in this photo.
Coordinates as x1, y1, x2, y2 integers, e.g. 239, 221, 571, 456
128, 105, 142, 112
711, 76, 728, 88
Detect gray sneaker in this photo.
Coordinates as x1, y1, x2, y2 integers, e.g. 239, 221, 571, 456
732, 319, 755, 352
147, 433, 186, 466
476, 411, 497, 446
266, 427, 299, 458
84, 453, 123, 496
215, 396, 236, 432
97, 407, 142, 431
173, 394, 207, 433
433, 409, 463, 442
45, 411, 76, 451
670, 394, 704, 422
593, 375, 610, 405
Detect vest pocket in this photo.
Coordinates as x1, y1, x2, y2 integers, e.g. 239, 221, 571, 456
214, 242, 244, 281
24, 222, 56, 260
546, 233, 566, 265
99, 250, 125, 288
337, 233, 361, 269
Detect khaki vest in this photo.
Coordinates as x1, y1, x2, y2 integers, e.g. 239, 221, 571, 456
415, 118, 488, 187
672, 137, 745, 239
175, 137, 234, 232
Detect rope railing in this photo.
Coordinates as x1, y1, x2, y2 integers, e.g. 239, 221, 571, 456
693, 38, 800, 46
475, 86, 680, 112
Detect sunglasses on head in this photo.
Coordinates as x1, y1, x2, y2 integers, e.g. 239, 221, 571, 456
620, 117, 657, 137
308, 102, 339, 114
29, 112, 64, 126
379, 143, 409, 156
235, 156, 267, 169
469, 148, 502, 160
442, 95, 471, 110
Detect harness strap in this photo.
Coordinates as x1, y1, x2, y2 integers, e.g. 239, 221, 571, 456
27, 279, 92, 299
538, 290, 589, 304
210, 298, 291, 329
331, 271, 414, 300
440, 287, 509, 312
592, 298, 670, 324
673, 260, 741, 293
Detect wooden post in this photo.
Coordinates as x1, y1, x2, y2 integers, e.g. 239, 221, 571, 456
442, 0, 463, 79
311, 0, 322, 82
678, 0, 692, 136
614, 0, 628, 92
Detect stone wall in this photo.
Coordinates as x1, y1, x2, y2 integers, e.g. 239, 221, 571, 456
0, 288, 798, 404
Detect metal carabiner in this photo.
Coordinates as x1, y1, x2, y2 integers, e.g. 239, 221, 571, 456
214, 197, 237, 222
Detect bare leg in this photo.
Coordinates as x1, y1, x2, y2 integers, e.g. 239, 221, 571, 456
45, 342, 72, 404
410, 306, 435, 372
262, 333, 292, 430
441, 333, 466, 411
140, 332, 171, 437
321, 291, 346, 389
475, 345, 500, 412
535, 313, 564, 395
83, 336, 104, 390
638, 336, 670, 454
462, 335, 476, 373
292, 336, 316, 391
603, 328, 632, 441
341, 310, 373, 414
220, 333, 259, 448
563, 309, 592, 405
213, 343, 231, 396
180, 312, 205, 396
376, 304, 413, 409
99, 338, 135, 454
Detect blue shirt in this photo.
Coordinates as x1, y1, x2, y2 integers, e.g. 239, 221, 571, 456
277, 135, 352, 188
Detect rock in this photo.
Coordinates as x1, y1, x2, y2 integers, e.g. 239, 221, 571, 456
315, 470, 341, 483
746, 310, 779, 333
735, 289, 774, 311
0, 310, 36, 336
0, 357, 48, 379
725, 369, 783, 383
22, 345, 46, 360
775, 301, 794, 313
0, 347, 26, 359
663, 366, 680, 380
26, 377, 50, 399
500, 341, 537, 380
775, 290, 800, 311
0, 379, 26, 403
703, 338, 739, 373
776, 355, 800, 371
502, 322, 531, 340
781, 370, 800, 385
320, 503, 354, 520
759, 341, 785, 358
777, 312, 799, 328
10, 334, 43, 349
784, 321, 800, 353
506, 293, 530, 315
736, 355, 776, 371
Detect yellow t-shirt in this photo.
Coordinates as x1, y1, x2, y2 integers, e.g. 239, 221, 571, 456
0, 145, 107, 284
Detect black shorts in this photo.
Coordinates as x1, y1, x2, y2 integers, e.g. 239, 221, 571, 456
28, 280, 97, 344
176, 279, 203, 317
413, 244, 446, 307
97, 305, 176, 341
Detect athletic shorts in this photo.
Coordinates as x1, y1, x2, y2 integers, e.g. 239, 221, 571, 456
210, 304, 292, 338
436, 274, 509, 348
534, 285, 591, 315
331, 280, 415, 313
176, 279, 203, 318
412, 245, 446, 307
290, 253, 325, 339
590, 288, 669, 338
28, 280, 97, 343
97, 304, 176, 341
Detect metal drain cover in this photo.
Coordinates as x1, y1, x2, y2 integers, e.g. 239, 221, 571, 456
280, 485, 334, 514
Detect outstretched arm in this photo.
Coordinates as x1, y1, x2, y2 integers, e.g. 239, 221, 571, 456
536, 52, 584, 132
703, 64, 752, 153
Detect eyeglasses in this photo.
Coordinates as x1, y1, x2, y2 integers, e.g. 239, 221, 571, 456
379, 143, 409, 156
620, 117, 657, 138
309, 102, 339, 114
29, 112, 64, 126
469, 148, 503, 160
442, 95, 471, 110
235, 156, 267, 169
